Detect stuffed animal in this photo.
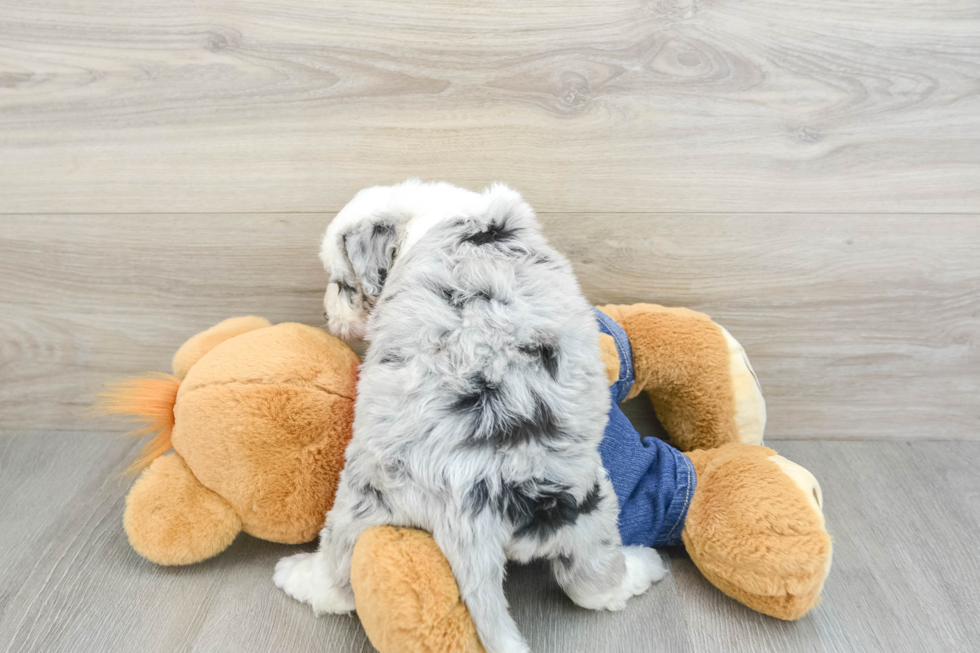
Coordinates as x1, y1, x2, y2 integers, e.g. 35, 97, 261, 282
101, 304, 831, 651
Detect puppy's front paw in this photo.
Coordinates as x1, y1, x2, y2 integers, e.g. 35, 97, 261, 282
621, 545, 667, 596
273, 552, 355, 615
273, 552, 318, 603
570, 546, 667, 611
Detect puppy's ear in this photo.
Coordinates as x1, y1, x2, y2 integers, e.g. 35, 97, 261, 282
343, 220, 398, 299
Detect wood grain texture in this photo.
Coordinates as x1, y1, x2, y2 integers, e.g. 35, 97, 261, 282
2, 213, 977, 439
1, 0, 978, 213
2, 434, 977, 652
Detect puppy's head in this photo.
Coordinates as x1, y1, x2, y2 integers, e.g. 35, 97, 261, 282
319, 180, 508, 340
320, 194, 400, 341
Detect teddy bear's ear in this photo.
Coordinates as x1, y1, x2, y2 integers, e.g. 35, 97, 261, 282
171, 316, 271, 380
124, 453, 242, 565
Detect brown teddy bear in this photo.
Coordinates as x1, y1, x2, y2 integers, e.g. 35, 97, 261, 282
101, 305, 831, 653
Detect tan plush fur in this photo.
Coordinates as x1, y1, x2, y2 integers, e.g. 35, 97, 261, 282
597, 304, 740, 451
124, 453, 241, 565
683, 444, 832, 620
113, 317, 360, 563
351, 527, 485, 653
171, 316, 272, 380
598, 333, 620, 386
172, 322, 358, 543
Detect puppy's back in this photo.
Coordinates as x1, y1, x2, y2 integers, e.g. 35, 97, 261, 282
359, 185, 609, 460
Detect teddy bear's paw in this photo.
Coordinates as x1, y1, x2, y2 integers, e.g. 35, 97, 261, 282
568, 546, 667, 611
273, 552, 355, 615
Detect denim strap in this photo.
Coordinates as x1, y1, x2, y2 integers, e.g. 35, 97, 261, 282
593, 308, 635, 404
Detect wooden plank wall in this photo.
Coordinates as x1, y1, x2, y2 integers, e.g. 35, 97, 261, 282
1, 0, 978, 438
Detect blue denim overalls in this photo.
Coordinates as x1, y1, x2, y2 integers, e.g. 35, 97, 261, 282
593, 309, 697, 548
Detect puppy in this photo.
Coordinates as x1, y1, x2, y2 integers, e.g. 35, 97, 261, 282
274, 180, 665, 653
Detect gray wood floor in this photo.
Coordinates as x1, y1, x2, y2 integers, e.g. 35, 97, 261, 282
1, 430, 978, 653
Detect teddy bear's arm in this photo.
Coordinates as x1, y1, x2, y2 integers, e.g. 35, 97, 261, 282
596, 304, 766, 451
682, 444, 831, 620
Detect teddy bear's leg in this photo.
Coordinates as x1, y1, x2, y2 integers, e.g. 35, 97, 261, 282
682, 443, 832, 620
171, 316, 272, 379
350, 526, 485, 653
597, 304, 765, 451
124, 453, 242, 565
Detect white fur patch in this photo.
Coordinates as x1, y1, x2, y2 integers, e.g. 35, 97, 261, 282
566, 547, 667, 611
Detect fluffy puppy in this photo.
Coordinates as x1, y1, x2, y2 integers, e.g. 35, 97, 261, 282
274, 180, 665, 653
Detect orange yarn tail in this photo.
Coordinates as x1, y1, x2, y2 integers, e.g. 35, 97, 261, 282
96, 374, 180, 475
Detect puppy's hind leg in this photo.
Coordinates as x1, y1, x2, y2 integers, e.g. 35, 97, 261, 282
274, 477, 389, 615
433, 510, 530, 653
552, 478, 667, 611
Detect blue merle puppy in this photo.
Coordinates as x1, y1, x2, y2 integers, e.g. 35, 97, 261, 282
274, 180, 665, 653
